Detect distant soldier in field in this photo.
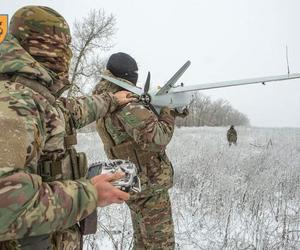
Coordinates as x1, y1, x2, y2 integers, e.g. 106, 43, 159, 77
227, 125, 237, 146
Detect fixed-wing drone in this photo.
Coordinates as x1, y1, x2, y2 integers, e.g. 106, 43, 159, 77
101, 60, 300, 113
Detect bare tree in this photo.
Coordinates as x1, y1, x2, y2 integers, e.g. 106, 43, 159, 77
68, 9, 116, 96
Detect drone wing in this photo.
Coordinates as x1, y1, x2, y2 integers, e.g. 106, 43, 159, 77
102, 65, 300, 112
156, 60, 191, 96
101, 74, 143, 96
171, 73, 300, 93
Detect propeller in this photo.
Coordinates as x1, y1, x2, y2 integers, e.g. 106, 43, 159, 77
101, 72, 159, 113
138, 72, 160, 115
139, 72, 151, 105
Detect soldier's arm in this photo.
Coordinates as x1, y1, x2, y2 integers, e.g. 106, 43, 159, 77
60, 93, 117, 129
0, 111, 97, 240
116, 103, 175, 147
60, 92, 136, 129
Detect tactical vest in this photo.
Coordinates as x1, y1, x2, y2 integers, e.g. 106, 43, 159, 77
96, 117, 166, 173
0, 74, 87, 250
7, 75, 88, 182
37, 102, 87, 182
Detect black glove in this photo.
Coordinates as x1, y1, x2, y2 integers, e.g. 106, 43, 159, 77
173, 107, 189, 118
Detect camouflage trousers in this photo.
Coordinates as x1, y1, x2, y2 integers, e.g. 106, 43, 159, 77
127, 189, 175, 250
52, 225, 82, 250
0, 225, 82, 250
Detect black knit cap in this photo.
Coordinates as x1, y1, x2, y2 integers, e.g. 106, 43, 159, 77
107, 52, 138, 84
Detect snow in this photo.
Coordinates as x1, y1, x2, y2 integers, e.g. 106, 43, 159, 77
77, 126, 300, 250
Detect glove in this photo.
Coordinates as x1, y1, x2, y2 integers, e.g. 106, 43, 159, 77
160, 107, 189, 118
172, 107, 189, 118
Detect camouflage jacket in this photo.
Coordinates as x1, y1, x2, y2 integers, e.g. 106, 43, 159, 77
0, 35, 116, 243
95, 74, 175, 193
227, 127, 237, 142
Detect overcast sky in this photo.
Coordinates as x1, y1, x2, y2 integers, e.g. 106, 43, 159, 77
3, 0, 300, 127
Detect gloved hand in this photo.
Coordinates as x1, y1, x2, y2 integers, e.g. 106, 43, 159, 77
172, 107, 189, 118
160, 107, 189, 118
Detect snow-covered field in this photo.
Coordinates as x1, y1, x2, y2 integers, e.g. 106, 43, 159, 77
77, 126, 300, 250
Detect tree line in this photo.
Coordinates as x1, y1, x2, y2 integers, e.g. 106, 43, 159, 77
176, 92, 250, 127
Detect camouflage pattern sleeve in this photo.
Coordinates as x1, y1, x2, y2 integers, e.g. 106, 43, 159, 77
0, 89, 97, 241
116, 103, 175, 148
60, 93, 117, 129
0, 169, 97, 241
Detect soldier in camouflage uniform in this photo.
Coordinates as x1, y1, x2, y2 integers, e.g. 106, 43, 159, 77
0, 6, 134, 250
227, 125, 237, 146
94, 52, 187, 250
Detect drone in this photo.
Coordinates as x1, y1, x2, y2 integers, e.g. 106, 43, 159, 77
101, 60, 300, 114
